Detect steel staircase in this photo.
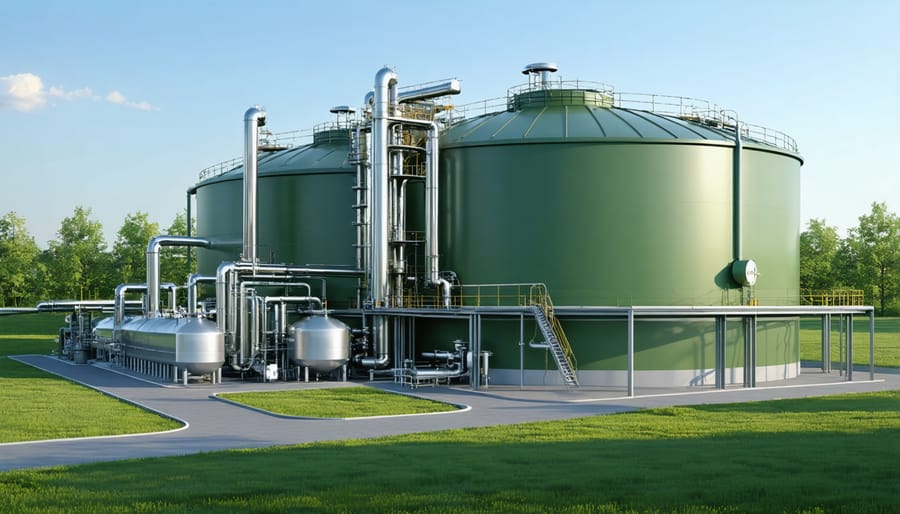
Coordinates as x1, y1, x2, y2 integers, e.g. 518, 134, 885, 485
531, 303, 579, 387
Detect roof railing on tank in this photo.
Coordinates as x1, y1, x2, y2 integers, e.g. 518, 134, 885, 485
615, 92, 799, 153
198, 156, 243, 181
197, 128, 318, 181
440, 85, 798, 154
507, 79, 615, 99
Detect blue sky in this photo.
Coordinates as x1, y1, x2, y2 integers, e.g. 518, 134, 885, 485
1, 0, 897, 248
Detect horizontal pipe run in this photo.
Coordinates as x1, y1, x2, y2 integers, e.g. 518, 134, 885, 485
36, 300, 117, 312
397, 79, 461, 103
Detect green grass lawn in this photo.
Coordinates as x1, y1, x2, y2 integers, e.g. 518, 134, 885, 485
0, 313, 181, 443
800, 317, 900, 368
219, 386, 459, 418
0, 390, 897, 513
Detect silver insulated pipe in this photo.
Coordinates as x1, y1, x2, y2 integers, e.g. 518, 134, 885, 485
368, 67, 398, 366
146, 235, 210, 318
398, 79, 461, 103
371, 68, 396, 308
243, 106, 266, 264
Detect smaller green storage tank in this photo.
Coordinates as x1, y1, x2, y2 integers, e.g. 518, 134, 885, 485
194, 126, 360, 307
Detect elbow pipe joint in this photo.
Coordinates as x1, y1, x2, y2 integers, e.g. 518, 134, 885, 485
146, 236, 210, 318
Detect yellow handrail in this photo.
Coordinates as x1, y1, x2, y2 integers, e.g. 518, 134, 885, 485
528, 286, 578, 376
800, 289, 865, 306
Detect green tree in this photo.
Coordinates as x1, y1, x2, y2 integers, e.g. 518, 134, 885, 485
46, 207, 111, 299
112, 212, 159, 285
847, 202, 900, 316
799, 218, 841, 292
0, 212, 41, 306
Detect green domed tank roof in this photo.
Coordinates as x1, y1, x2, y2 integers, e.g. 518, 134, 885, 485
442, 87, 801, 161
198, 128, 354, 186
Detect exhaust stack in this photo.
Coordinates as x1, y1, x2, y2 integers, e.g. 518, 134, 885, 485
243, 106, 266, 264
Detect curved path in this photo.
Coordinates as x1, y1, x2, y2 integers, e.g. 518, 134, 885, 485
2, 355, 898, 472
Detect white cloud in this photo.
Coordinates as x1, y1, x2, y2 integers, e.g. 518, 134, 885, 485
49, 86, 97, 101
0, 72, 157, 112
106, 89, 156, 111
0, 73, 47, 112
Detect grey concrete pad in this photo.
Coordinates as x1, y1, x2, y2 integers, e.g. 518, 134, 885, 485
2, 355, 897, 472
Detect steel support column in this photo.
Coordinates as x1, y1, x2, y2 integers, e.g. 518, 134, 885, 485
519, 312, 525, 389
715, 316, 727, 389
869, 310, 875, 380
627, 308, 634, 397
469, 314, 482, 390
846, 314, 853, 381
822, 314, 832, 373
743, 315, 757, 388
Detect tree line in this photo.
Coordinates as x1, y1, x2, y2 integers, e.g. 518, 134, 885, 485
800, 202, 899, 316
0, 207, 194, 307
1, 203, 897, 315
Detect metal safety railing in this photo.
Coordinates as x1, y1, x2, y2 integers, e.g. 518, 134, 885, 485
450, 283, 578, 385
438, 80, 798, 154
801, 289, 865, 306
198, 122, 360, 182
529, 285, 578, 386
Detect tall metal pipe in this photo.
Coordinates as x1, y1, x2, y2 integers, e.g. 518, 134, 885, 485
186, 186, 196, 276
369, 67, 398, 365
371, 68, 396, 308
423, 121, 452, 308
733, 117, 742, 261
146, 235, 210, 318
243, 106, 266, 265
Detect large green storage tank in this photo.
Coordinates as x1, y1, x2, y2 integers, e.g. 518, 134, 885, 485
431, 73, 803, 386
194, 126, 360, 307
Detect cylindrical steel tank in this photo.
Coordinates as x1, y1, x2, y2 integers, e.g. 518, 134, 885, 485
286, 315, 351, 373
120, 317, 224, 375
432, 84, 803, 386
194, 127, 359, 307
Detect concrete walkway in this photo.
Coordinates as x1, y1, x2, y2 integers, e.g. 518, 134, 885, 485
2, 355, 898, 472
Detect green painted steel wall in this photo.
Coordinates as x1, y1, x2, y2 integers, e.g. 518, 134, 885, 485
439, 141, 800, 306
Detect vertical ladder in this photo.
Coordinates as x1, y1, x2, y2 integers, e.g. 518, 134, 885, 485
531, 304, 579, 387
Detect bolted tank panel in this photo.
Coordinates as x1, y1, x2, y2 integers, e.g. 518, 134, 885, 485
195, 129, 360, 307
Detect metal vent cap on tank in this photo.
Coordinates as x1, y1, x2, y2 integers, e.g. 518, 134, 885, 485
511, 62, 614, 110
522, 62, 559, 89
